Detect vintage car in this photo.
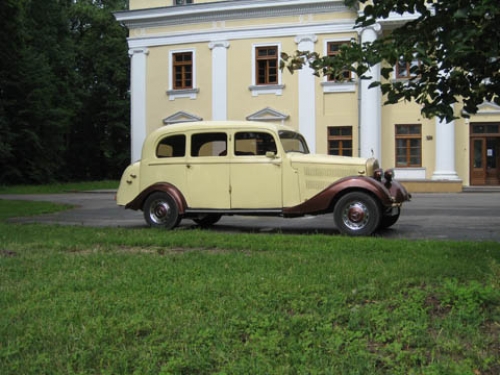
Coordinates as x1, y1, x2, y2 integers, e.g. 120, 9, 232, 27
116, 121, 411, 236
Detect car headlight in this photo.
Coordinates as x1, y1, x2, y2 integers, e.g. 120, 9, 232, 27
384, 169, 394, 182
374, 168, 383, 181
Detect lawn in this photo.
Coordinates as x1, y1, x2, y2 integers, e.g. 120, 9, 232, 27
0, 183, 499, 374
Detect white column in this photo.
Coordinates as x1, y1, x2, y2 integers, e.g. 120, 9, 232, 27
129, 48, 149, 163
359, 24, 382, 161
432, 114, 460, 180
209, 41, 230, 121
295, 35, 318, 153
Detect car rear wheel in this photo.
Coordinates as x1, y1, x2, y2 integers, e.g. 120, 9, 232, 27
143, 192, 181, 229
192, 214, 222, 227
334, 192, 381, 236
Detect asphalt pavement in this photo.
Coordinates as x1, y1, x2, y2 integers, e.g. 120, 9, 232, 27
1, 191, 500, 242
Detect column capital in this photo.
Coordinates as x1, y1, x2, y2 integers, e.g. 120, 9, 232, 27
208, 41, 230, 50
360, 23, 382, 39
294, 35, 318, 45
128, 48, 149, 57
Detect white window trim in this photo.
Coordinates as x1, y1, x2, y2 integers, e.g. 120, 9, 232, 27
394, 168, 426, 180
167, 48, 199, 100
249, 42, 285, 97
322, 38, 357, 93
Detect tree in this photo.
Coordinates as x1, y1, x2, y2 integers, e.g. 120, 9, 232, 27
66, 0, 130, 181
0, 0, 75, 184
281, 0, 500, 122
0, 0, 129, 184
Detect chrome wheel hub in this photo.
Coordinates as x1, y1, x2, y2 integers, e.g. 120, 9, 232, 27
150, 201, 171, 224
343, 202, 369, 230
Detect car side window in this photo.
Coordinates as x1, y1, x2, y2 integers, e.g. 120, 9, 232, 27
191, 132, 227, 157
156, 134, 186, 158
235, 132, 277, 156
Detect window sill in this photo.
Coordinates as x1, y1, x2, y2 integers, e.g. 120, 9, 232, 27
321, 81, 356, 93
166, 88, 199, 101
248, 84, 285, 97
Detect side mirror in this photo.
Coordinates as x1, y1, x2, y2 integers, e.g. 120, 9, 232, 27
265, 151, 277, 159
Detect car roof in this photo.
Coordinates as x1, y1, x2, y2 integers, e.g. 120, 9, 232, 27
148, 121, 297, 137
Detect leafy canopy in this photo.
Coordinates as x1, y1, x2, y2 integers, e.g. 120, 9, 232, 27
281, 0, 500, 122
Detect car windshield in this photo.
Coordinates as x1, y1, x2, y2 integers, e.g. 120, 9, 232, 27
279, 130, 310, 154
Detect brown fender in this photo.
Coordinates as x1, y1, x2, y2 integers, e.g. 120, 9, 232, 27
283, 176, 396, 216
125, 182, 188, 214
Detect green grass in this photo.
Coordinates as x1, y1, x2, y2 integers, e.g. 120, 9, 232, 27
0, 194, 499, 374
0, 180, 118, 194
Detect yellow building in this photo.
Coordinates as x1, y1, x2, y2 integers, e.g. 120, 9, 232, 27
115, 0, 500, 192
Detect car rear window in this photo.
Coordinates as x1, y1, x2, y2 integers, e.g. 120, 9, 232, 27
156, 134, 186, 158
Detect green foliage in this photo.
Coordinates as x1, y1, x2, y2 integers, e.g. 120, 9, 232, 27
282, 0, 500, 122
0, 200, 499, 374
0, 200, 73, 221
0, 0, 129, 184
0, 180, 118, 194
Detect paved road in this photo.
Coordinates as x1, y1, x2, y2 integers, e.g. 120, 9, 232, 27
1, 191, 500, 241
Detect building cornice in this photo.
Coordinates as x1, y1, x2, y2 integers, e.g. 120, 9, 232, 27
127, 21, 357, 49
115, 0, 349, 29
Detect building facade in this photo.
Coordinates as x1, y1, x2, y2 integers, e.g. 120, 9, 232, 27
115, 0, 500, 191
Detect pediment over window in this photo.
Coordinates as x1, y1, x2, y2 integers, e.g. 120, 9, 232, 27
463, 102, 500, 117
476, 102, 500, 115
163, 111, 202, 125
246, 107, 289, 122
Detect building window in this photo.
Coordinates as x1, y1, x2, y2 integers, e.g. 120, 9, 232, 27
395, 56, 420, 79
328, 126, 353, 156
173, 52, 193, 90
395, 124, 422, 167
326, 42, 351, 81
255, 46, 278, 85
174, 0, 193, 5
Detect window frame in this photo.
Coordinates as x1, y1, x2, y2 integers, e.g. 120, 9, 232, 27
395, 55, 421, 79
395, 124, 422, 168
168, 49, 199, 100
172, 51, 193, 90
327, 126, 353, 156
326, 41, 352, 82
249, 43, 284, 97
321, 39, 356, 93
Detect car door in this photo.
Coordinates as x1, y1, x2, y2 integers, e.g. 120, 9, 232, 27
186, 131, 231, 209
229, 130, 282, 209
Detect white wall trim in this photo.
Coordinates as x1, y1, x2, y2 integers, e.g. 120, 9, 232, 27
128, 47, 149, 162
295, 34, 318, 153
126, 22, 358, 50
209, 41, 230, 120
116, 1, 348, 29
394, 168, 426, 180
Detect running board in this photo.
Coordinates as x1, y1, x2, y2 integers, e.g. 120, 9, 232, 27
184, 208, 282, 216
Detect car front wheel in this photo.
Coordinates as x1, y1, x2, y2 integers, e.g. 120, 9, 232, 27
334, 192, 381, 236
143, 192, 181, 229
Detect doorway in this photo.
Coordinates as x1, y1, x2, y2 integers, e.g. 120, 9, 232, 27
470, 123, 500, 186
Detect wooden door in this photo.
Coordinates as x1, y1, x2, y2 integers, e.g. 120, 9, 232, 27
470, 137, 500, 185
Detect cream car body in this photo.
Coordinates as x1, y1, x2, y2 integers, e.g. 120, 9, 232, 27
117, 121, 410, 236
